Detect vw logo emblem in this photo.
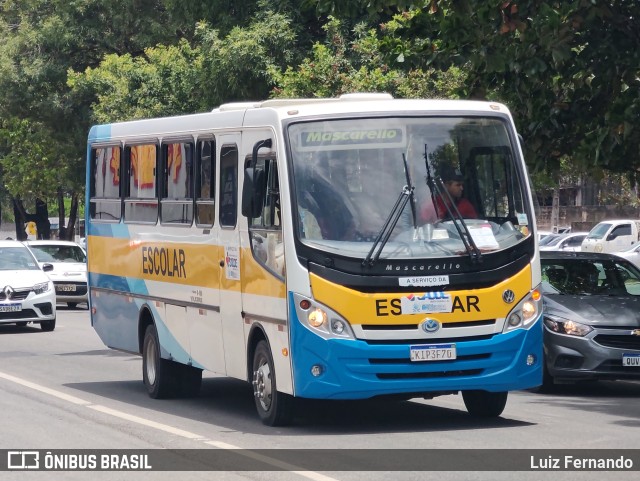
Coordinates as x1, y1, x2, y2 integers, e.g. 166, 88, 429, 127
502, 289, 516, 304
421, 318, 441, 333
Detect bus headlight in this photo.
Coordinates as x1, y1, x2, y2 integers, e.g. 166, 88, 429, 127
293, 293, 355, 340
503, 287, 541, 332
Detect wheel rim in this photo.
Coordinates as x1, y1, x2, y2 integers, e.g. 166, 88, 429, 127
145, 335, 157, 386
253, 357, 272, 412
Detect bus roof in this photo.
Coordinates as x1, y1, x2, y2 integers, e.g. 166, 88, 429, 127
88, 95, 512, 143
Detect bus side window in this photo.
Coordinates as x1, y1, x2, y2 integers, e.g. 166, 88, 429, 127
90, 145, 122, 222
219, 145, 238, 228
247, 156, 284, 277
124, 143, 159, 224
160, 141, 194, 225
196, 139, 216, 226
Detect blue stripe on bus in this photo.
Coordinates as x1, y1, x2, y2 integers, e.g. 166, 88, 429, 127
288, 293, 543, 399
88, 124, 113, 142
87, 223, 131, 238
89, 273, 192, 366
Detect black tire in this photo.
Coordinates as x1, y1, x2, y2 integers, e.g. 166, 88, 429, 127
252, 340, 294, 426
142, 324, 178, 399
40, 318, 56, 332
462, 390, 508, 418
67, 302, 78, 309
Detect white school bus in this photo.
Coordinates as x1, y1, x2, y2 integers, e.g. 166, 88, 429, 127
86, 94, 542, 425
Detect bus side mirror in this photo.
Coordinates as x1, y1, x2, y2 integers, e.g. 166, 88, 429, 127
241, 168, 265, 218
242, 138, 272, 218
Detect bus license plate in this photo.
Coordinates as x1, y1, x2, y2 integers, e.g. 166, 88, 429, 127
622, 353, 640, 367
410, 343, 456, 362
0, 304, 22, 313
57, 284, 77, 292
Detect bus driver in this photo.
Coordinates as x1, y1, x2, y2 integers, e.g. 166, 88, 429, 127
420, 164, 478, 223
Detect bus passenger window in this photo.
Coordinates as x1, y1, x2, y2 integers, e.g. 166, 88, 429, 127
219, 145, 238, 228
90, 146, 122, 222
196, 140, 215, 226
161, 141, 194, 225
124, 143, 159, 224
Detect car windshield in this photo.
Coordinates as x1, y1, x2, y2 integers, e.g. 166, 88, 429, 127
29, 244, 86, 263
586, 223, 611, 240
0, 246, 40, 270
287, 116, 530, 261
539, 234, 565, 247
541, 257, 640, 296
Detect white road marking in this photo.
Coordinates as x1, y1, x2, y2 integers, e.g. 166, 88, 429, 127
0, 371, 91, 405
0, 370, 340, 481
89, 404, 206, 440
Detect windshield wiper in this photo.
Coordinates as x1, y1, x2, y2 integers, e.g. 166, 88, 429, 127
402, 153, 418, 231
424, 145, 482, 263
363, 184, 414, 267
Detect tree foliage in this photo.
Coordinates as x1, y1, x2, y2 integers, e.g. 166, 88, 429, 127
3, 0, 640, 237
380, 1, 640, 178
273, 17, 464, 98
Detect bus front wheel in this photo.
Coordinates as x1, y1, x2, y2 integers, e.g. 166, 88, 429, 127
252, 340, 294, 426
462, 390, 508, 417
142, 324, 177, 399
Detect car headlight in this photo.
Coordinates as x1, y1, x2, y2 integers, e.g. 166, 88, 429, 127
503, 287, 542, 332
293, 293, 355, 340
33, 282, 51, 295
543, 315, 593, 337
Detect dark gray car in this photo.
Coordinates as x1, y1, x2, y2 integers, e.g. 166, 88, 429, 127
539, 251, 640, 390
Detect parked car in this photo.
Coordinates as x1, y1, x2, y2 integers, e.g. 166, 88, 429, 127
539, 251, 640, 390
538, 232, 588, 252
25, 240, 88, 309
0, 240, 57, 330
581, 219, 640, 253
613, 242, 640, 270
538, 230, 552, 242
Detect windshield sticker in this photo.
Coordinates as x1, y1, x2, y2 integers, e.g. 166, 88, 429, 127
467, 223, 500, 250
516, 213, 528, 225
399, 275, 449, 287
299, 128, 405, 150
401, 292, 453, 314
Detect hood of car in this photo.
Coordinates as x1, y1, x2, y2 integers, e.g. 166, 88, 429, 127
544, 294, 640, 327
40, 262, 87, 280
0, 270, 51, 289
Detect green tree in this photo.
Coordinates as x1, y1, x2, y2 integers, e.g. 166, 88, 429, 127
69, 11, 299, 122
378, 1, 640, 179
273, 17, 464, 98
0, 0, 182, 238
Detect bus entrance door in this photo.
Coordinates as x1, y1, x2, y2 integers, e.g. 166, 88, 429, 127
217, 136, 245, 379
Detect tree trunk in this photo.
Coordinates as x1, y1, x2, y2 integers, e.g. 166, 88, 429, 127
12, 198, 27, 241
64, 193, 79, 241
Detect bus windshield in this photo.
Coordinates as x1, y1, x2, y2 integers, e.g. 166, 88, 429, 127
288, 116, 530, 260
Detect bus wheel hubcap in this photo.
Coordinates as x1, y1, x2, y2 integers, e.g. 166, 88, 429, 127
253, 361, 272, 411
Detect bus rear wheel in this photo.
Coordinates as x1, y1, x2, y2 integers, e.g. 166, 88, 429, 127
142, 324, 178, 399
462, 390, 508, 417
252, 340, 294, 426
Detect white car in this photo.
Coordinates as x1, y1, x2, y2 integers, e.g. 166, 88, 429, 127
613, 242, 640, 270
25, 240, 88, 309
0, 240, 57, 330
539, 232, 588, 252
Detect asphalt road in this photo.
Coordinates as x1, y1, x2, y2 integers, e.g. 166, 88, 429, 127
0, 306, 639, 481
